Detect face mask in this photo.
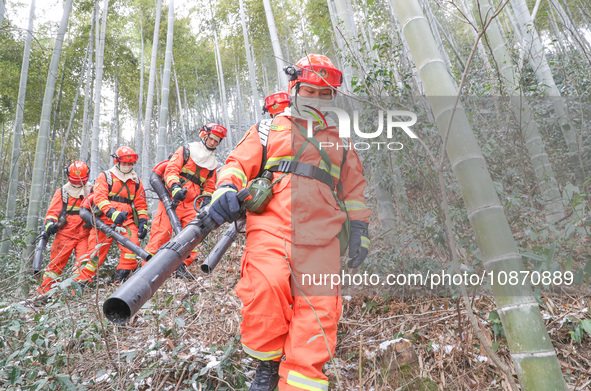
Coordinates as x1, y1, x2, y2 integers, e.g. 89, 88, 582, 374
118, 163, 134, 174
291, 95, 330, 122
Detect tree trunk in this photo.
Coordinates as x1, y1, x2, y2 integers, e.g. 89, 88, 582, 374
111, 74, 120, 152
476, 0, 565, 223
0, 0, 5, 30
48, 67, 66, 192
420, 0, 452, 69
23, 0, 73, 273
238, 0, 262, 121
0, 0, 35, 258
156, 0, 174, 164
142, 0, 163, 185
548, 0, 590, 60
210, 12, 231, 145
79, 2, 97, 163
327, 0, 356, 92
262, 0, 287, 91
389, 0, 568, 389
90, 0, 109, 179
136, 16, 145, 154
508, 0, 583, 185
57, 41, 89, 187
172, 56, 187, 144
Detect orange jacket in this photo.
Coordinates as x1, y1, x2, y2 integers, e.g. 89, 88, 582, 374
217, 115, 370, 245
93, 171, 149, 223
44, 187, 87, 234
163, 145, 217, 202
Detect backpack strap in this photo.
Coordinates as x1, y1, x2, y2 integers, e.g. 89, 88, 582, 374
256, 119, 273, 178
105, 171, 136, 205
183, 145, 191, 165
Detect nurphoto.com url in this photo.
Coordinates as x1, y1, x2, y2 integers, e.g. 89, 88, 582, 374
301, 270, 575, 291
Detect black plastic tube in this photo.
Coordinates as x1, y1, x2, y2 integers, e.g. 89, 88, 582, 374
32, 232, 49, 275
103, 213, 216, 324
79, 208, 152, 261
201, 219, 246, 273
149, 172, 183, 235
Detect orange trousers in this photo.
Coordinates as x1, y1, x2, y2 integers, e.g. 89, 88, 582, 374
144, 201, 199, 266
236, 230, 342, 391
76, 221, 140, 282
38, 227, 90, 293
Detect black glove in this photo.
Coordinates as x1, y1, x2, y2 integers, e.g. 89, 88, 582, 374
208, 184, 241, 225
348, 220, 369, 268
200, 195, 211, 208
171, 184, 188, 202
106, 208, 128, 226
138, 218, 148, 240
45, 219, 59, 235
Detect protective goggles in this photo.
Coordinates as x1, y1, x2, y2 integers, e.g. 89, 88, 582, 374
294, 66, 343, 88
117, 153, 138, 163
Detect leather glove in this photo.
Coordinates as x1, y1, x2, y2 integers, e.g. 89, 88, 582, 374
209, 184, 241, 225
200, 195, 211, 208
138, 218, 148, 240
106, 208, 128, 226
45, 219, 59, 235
171, 184, 187, 202
348, 220, 370, 268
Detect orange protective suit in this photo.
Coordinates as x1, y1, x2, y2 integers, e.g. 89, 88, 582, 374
75, 170, 149, 282
38, 184, 92, 294
217, 114, 370, 390
144, 146, 217, 266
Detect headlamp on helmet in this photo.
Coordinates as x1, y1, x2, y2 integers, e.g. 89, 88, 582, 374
285, 54, 343, 96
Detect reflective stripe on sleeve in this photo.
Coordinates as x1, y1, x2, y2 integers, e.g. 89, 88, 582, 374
344, 200, 367, 212
218, 168, 248, 188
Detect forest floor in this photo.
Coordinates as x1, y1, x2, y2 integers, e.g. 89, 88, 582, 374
7, 242, 590, 391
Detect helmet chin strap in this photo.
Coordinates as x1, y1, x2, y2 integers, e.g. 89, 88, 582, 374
202, 135, 217, 151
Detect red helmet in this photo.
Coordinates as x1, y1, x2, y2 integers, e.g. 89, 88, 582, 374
199, 123, 227, 140
67, 161, 89, 185
286, 54, 343, 94
112, 146, 138, 165
263, 91, 291, 116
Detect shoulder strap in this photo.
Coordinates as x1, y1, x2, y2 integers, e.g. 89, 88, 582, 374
183, 145, 190, 166
59, 188, 68, 220
256, 119, 273, 178
61, 187, 68, 203
336, 139, 349, 200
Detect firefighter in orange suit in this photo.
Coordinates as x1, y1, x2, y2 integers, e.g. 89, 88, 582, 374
144, 124, 225, 278
208, 55, 371, 391
263, 91, 291, 118
75, 146, 149, 284
37, 161, 92, 294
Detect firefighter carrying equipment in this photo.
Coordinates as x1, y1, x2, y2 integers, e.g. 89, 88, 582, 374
145, 143, 217, 267
37, 183, 92, 292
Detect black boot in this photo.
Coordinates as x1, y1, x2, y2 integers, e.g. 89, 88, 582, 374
250, 360, 280, 391
113, 269, 132, 284
173, 264, 196, 280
